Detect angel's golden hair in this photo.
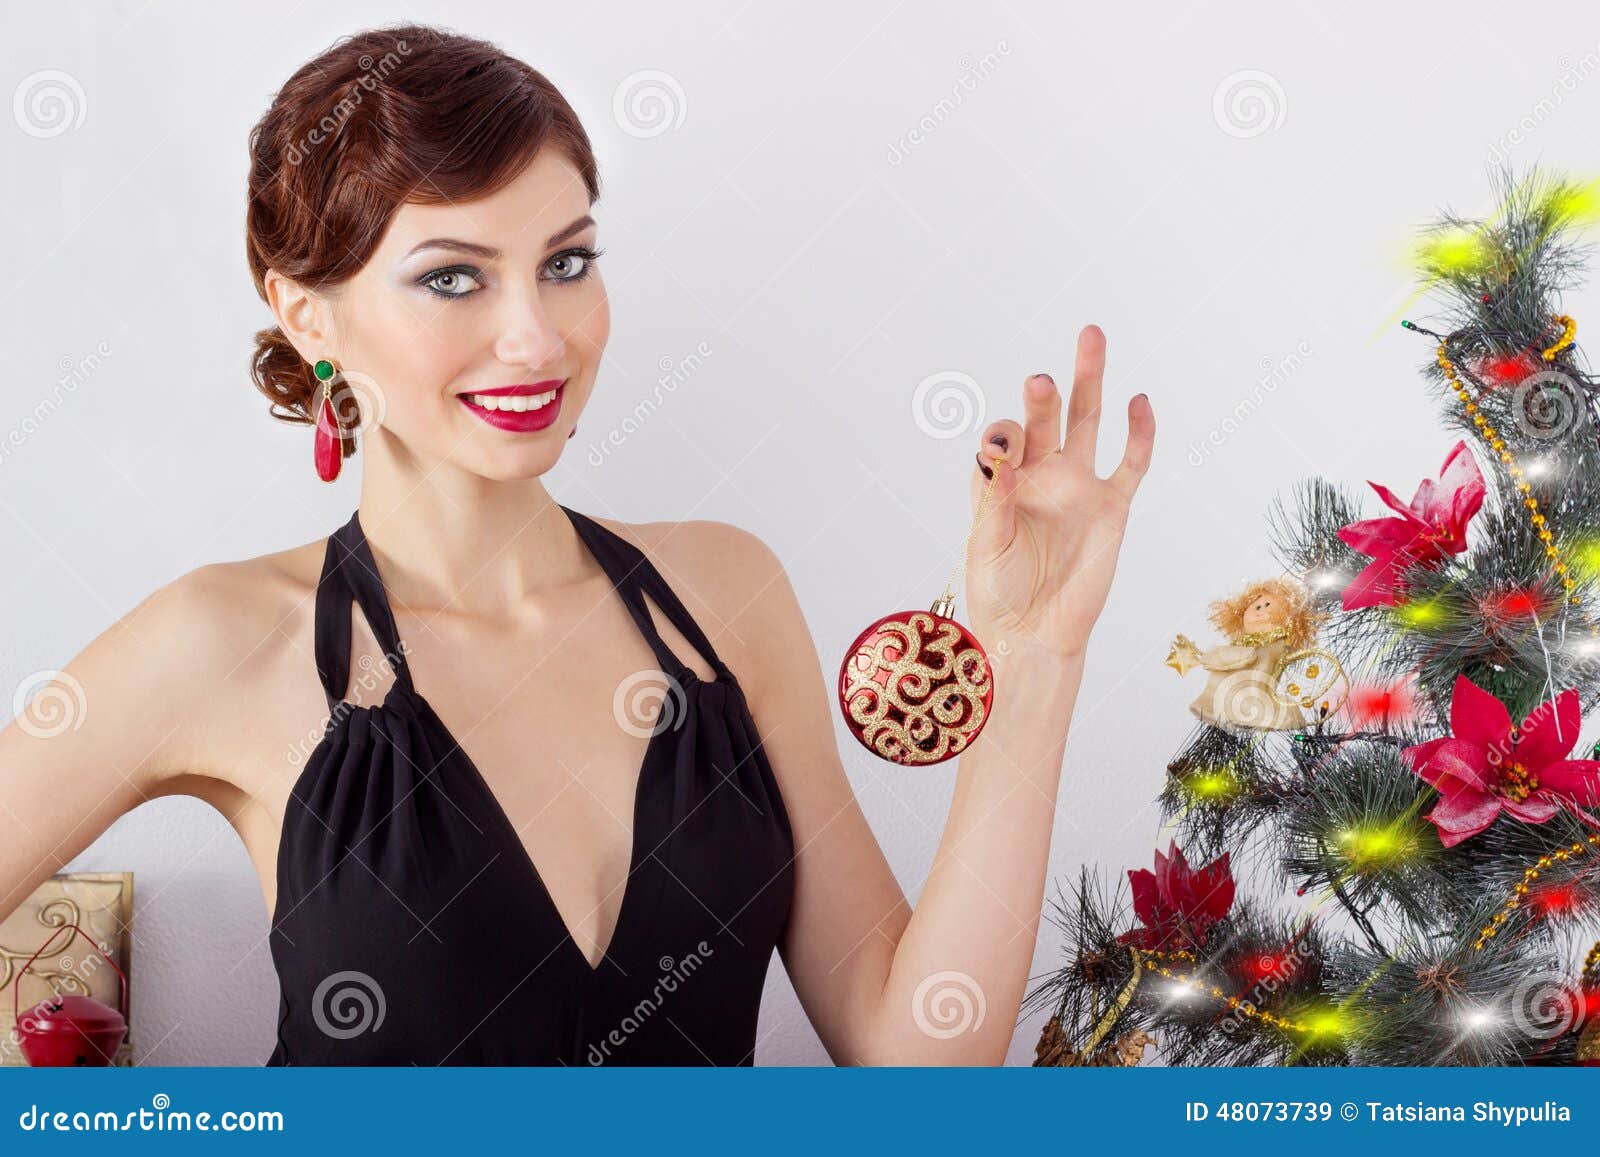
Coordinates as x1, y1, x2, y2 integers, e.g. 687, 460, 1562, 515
1206, 576, 1326, 650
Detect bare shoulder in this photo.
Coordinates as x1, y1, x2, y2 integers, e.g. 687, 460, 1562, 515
584, 515, 805, 685
147, 540, 321, 670
124, 537, 328, 787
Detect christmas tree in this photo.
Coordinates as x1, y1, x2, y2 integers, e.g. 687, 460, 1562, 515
1027, 170, 1600, 1067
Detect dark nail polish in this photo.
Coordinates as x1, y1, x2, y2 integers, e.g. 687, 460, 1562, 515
975, 453, 993, 480
991, 434, 1008, 451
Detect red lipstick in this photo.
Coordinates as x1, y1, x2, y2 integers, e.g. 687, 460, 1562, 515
458, 380, 566, 433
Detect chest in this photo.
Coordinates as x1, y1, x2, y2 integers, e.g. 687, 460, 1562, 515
251, 576, 717, 961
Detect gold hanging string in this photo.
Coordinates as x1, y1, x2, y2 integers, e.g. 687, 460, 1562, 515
934, 453, 1006, 618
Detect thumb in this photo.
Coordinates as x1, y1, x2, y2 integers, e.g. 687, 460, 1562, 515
968, 454, 1019, 566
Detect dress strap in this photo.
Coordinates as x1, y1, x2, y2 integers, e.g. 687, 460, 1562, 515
313, 510, 416, 712
560, 506, 730, 682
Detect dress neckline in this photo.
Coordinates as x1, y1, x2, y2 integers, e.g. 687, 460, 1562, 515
286, 504, 723, 978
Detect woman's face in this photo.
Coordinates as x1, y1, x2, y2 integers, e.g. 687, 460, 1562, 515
1241, 592, 1286, 633
318, 148, 608, 482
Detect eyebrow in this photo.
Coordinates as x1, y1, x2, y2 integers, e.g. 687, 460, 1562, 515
403, 214, 596, 260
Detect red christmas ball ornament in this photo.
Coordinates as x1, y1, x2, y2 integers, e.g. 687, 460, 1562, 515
838, 597, 994, 766
838, 449, 1005, 766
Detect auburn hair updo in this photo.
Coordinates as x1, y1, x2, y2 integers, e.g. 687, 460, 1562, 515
244, 23, 601, 462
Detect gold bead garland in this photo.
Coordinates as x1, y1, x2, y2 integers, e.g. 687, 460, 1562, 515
1126, 946, 1323, 1035
1472, 831, 1600, 950
1428, 314, 1600, 964
1542, 313, 1577, 362
1433, 317, 1584, 609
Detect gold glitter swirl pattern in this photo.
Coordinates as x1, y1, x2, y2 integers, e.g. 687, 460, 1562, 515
841, 611, 993, 765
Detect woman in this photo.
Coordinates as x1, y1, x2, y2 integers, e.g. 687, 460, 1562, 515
0, 24, 1153, 1065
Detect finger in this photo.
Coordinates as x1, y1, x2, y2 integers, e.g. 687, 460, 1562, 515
1062, 325, 1107, 467
969, 451, 1019, 564
1107, 392, 1155, 504
977, 418, 1023, 468
1022, 372, 1061, 463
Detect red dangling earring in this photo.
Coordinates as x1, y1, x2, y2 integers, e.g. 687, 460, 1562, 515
312, 358, 342, 483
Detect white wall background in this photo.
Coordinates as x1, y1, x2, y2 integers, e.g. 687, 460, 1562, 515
4, 0, 1600, 1065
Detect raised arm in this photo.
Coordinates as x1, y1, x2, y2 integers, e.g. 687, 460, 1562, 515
711, 327, 1153, 1064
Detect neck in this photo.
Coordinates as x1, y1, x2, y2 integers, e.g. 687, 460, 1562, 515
354, 437, 591, 619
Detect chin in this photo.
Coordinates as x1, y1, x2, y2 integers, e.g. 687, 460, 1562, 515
464, 447, 567, 481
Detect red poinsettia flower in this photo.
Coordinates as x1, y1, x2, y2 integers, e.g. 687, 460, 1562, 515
1402, 674, 1600, 848
1116, 841, 1236, 952
1336, 440, 1485, 610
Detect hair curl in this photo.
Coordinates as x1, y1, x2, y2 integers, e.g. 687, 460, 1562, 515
1206, 576, 1327, 650
244, 23, 600, 462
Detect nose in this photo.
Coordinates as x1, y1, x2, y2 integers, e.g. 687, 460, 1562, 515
493, 286, 566, 369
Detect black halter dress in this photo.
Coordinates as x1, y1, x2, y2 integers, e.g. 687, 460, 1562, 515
265, 507, 795, 1065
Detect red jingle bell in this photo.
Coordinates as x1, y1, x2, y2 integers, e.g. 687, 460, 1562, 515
12, 922, 129, 1067
838, 596, 994, 766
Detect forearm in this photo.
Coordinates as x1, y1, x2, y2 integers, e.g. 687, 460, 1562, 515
861, 645, 1086, 1064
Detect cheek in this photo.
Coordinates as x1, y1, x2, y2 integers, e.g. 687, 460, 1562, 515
345, 294, 473, 405
384, 315, 480, 411
568, 281, 610, 356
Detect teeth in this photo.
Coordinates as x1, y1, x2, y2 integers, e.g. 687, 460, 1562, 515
465, 389, 557, 412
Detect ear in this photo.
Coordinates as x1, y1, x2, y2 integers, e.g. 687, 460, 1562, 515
263, 268, 337, 364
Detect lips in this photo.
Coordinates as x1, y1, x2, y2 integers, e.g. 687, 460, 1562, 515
458, 381, 565, 433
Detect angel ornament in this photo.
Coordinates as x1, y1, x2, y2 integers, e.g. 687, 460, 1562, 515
1165, 577, 1330, 734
